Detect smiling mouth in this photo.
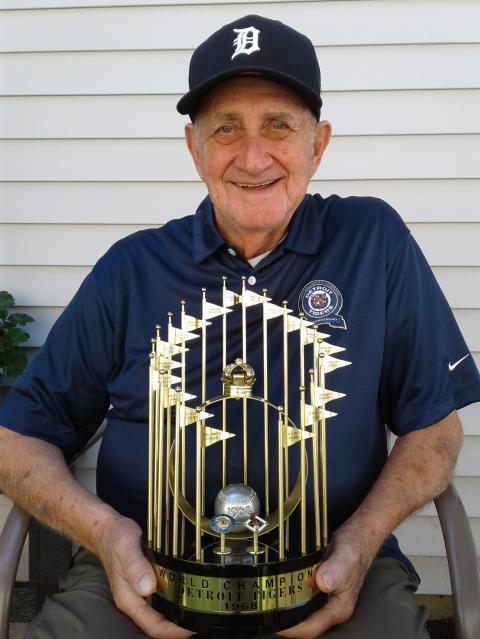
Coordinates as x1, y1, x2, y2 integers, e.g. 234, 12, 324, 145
235, 179, 280, 190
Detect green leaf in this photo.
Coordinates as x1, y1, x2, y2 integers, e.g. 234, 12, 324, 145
0, 291, 15, 312
0, 291, 35, 377
5, 350, 28, 378
8, 312, 34, 326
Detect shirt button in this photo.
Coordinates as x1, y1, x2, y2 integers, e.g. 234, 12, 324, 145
227, 247, 236, 256
247, 275, 256, 286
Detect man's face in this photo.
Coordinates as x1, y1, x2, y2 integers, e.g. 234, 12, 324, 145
185, 77, 331, 244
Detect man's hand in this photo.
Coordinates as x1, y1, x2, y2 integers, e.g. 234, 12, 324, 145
95, 514, 193, 639
276, 521, 374, 638
277, 411, 463, 638
0, 427, 192, 638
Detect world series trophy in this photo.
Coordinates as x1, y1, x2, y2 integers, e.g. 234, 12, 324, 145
144, 277, 350, 637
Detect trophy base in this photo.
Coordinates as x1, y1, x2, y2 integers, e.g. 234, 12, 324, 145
145, 542, 327, 637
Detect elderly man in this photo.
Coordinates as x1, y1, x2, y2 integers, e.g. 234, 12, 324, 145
1, 14, 479, 639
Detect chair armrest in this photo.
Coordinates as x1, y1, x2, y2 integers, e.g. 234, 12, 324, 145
0, 504, 31, 639
434, 483, 480, 639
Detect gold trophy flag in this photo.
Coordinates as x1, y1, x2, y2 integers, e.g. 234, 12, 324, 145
155, 340, 188, 357
304, 327, 330, 344
224, 289, 242, 307
204, 302, 232, 319
244, 290, 270, 306
162, 390, 197, 408
201, 425, 235, 448
282, 424, 314, 448
155, 357, 183, 371
151, 372, 183, 388
315, 342, 345, 356
180, 406, 214, 426
182, 314, 211, 331
304, 404, 337, 427
264, 302, 286, 320
287, 315, 313, 333
317, 354, 352, 373
169, 327, 200, 345
314, 388, 346, 406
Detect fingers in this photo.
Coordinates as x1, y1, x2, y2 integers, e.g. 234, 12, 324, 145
96, 515, 193, 637
315, 568, 335, 593
112, 571, 193, 638
123, 552, 158, 597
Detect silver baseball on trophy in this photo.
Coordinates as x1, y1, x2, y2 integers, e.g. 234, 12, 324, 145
214, 484, 260, 531
143, 277, 351, 636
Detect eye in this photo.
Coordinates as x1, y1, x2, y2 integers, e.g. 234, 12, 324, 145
272, 122, 287, 129
218, 125, 233, 134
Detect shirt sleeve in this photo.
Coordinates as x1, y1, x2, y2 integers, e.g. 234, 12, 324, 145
379, 232, 480, 435
0, 255, 117, 455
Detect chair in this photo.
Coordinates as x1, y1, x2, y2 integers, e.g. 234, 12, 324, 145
1, 482, 479, 639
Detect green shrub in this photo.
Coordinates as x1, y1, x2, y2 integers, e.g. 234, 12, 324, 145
0, 291, 34, 381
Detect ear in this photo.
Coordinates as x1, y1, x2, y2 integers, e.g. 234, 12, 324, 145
310, 120, 332, 178
185, 123, 205, 180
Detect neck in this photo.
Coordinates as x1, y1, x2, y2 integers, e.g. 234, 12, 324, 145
230, 230, 286, 260
215, 222, 289, 260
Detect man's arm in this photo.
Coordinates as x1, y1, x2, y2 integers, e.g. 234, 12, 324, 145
278, 410, 463, 639
0, 425, 192, 639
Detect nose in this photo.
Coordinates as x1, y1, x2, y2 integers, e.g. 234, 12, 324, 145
234, 137, 274, 175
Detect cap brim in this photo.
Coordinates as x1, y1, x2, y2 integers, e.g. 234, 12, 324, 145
177, 67, 322, 118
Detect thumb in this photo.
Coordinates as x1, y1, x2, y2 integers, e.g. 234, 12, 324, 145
316, 564, 335, 593
123, 549, 158, 597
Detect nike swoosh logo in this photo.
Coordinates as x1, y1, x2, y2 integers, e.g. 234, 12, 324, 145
448, 354, 470, 371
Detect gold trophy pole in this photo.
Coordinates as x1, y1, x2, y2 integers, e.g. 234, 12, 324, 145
299, 315, 307, 554
180, 301, 186, 556
153, 327, 165, 551
277, 407, 285, 560
172, 388, 182, 556
262, 288, 269, 515
195, 407, 202, 561
241, 277, 248, 484
201, 289, 207, 516
319, 352, 328, 547
221, 277, 228, 487
309, 368, 321, 549
164, 315, 173, 553
282, 301, 289, 549
156, 368, 166, 551
148, 346, 155, 547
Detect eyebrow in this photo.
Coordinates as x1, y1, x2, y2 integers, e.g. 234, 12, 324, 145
210, 112, 242, 125
210, 111, 297, 125
263, 112, 296, 122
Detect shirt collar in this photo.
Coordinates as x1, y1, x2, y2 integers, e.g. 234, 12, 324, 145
192, 193, 325, 263
192, 196, 227, 263
283, 194, 325, 255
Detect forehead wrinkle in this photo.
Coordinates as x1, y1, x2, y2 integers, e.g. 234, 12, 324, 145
209, 110, 299, 126
211, 112, 242, 124
263, 111, 297, 122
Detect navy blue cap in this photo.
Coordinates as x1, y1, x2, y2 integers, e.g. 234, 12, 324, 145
177, 15, 322, 119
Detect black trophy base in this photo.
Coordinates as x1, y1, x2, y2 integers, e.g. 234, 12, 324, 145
146, 541, 327, 637
153, 589, 327, 637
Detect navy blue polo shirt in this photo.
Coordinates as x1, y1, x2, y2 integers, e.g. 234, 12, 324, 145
2, 194, 480, 566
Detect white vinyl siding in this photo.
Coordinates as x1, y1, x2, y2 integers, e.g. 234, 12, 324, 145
0, 0, 479, 593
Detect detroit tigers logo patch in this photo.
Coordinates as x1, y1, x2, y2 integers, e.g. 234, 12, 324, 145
231, 26, 260, 60
299, 280, 347, 330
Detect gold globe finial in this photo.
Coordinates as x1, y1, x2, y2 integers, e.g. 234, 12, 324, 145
222, 358, 255, 398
